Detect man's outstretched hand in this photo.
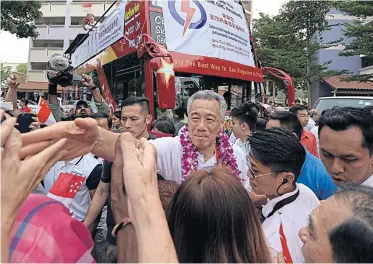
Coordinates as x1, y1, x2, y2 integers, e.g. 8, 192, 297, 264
20, 118, 100, 160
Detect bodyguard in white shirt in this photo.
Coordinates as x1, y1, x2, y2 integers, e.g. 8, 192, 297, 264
151, 90, 250, 191
318, 107, 373, 188
248, 128, 320, 263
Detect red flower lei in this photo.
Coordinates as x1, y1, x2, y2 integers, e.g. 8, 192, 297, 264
179, 125, 240, 180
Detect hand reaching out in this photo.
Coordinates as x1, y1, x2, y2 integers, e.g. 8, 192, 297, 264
1, 110, 67, 262
20, 118, 100, 160
1, 111, 67, 207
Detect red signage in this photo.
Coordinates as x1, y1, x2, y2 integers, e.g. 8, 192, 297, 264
171, 52, 263, 83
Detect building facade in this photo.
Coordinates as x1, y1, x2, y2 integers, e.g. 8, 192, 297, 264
310, 9, 373, 105
242, 0, 253, 26
27, 0, 112, 84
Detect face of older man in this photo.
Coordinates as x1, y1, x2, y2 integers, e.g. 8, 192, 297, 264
188, 99, 223, 152
299, 196, 353, 263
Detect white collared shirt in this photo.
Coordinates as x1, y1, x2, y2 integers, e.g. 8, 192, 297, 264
262, 184, 320, 263
362, 173, 373, 187
150, 136, 251, 191
235, 138, 250, 157
306, 118, 316, 131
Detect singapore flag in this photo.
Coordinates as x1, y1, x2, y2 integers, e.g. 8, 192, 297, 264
47, 172, 85, 208
37, 97, 56, 126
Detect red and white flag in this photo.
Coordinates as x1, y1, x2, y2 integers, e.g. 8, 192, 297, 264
47, 172, 85, 208
37, 97, 56, 126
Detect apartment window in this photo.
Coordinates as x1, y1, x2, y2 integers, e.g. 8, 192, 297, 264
35, 20, 45, 25
31, 62, 47, 70
33, 40, 64, 48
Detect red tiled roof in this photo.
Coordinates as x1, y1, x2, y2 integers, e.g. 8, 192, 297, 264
16, 82, 63, 92
323, 76, 373, 90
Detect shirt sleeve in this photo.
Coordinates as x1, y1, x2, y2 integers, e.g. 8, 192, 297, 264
86, 164, 103, 190
149, 137, 181, 183
320, 170, 337, 200
49, 103, 67, 122
100, 160, 112, 183
95, 99, 110, 115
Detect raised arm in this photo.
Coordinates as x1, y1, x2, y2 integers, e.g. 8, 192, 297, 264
82, 74, 110, 115
4, 74, 19, 116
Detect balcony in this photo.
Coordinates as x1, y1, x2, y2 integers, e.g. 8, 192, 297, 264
29, 48, 64, 63
36, 25, 85, 40
28, 70, 48, 82
40, 2, 108, 18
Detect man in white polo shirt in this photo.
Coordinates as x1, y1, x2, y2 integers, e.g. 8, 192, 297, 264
21, 91, 249, 190
318, 107, 373, 187
150, 90, 249, 189
248, 128, 320, 263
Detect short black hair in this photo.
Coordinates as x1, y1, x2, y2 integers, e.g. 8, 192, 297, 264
321, 109, 331, 117
318, 107, 373, 154
248, 128, 306, 181
151, 117, 176, 135
289, 104, 308, 114
91, 112, 112, 129
21, 99, 29, 105
230, 102, 259, 132
256, 118, 267, 130
269, 111, 303, 139
330, 185, 373, 263
121, 96, 150, 114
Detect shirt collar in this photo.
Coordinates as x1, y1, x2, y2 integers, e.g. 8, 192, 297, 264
262, 184, 300, 218
362, 173, 373, 187
301, 129, 309, 140
235, 138, 245, 147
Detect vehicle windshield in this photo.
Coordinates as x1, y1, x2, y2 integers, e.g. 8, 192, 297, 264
170, 73, 255, 120
314, 98, 373, 113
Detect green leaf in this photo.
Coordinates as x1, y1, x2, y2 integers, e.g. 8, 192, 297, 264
1, 1, 42, 38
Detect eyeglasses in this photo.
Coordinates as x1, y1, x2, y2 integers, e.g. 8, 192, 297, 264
248, 166, 276, 180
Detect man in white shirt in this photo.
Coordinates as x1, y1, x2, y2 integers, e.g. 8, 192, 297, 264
21, 92, 249, 190
151, 90, 250, 190
248, 128, 320, 263
318, 107, 373, 187
230, 102, 259, 156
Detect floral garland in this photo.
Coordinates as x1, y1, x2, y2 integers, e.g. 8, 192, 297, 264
179, 125, 241, 181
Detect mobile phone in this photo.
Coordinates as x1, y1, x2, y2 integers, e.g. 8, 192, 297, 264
0, 101, 14, 111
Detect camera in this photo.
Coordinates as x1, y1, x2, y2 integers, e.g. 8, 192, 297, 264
47, 54, 74, 87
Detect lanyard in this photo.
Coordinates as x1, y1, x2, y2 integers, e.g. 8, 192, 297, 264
260, 190, 300, 222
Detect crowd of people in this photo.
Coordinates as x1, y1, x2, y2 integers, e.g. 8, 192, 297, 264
2, 74, 373, 263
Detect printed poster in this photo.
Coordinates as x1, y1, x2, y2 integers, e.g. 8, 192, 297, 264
161, 0, 255, 67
